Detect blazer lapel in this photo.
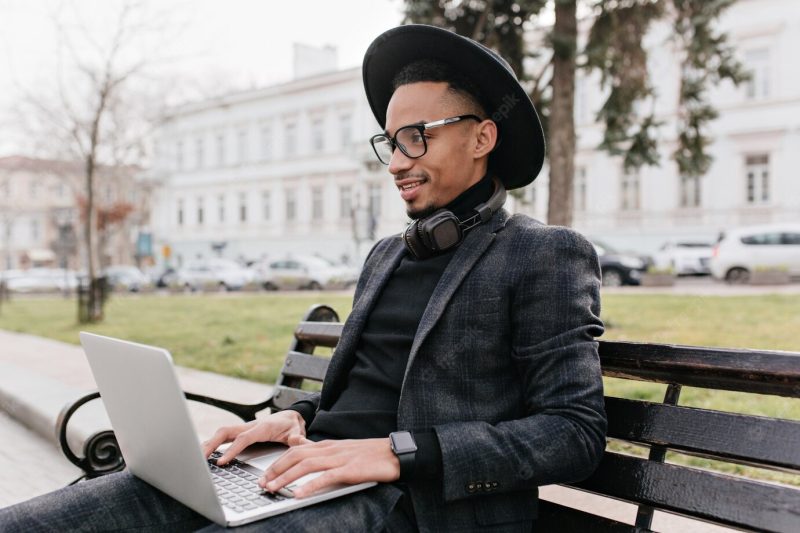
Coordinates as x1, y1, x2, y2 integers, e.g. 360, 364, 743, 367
403, 210, 509, 383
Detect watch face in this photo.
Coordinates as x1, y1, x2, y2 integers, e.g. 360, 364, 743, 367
391, 432, 417, 454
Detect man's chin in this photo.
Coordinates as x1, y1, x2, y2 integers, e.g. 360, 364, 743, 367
407, 203, 439, 220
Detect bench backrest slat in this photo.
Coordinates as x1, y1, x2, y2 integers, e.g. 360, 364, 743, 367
281, 350, 330, 383
605, 397, 800, 471
271, 385, 315, 411
599, 341, 800, 397
575, 452, 800, 533
294, 321, 344, 348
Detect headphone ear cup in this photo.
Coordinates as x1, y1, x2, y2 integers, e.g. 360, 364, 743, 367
403, 219, 431, 259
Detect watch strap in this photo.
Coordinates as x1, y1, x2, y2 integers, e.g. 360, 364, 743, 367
390, 431, 417, 481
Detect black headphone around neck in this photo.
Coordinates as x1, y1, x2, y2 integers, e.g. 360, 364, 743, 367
402, 177, 507, 260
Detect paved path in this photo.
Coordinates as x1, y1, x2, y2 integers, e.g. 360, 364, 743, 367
0, 329, 736, 531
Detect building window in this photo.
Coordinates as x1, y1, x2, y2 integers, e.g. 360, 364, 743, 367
217, 194, 225, 223
195, 138, 204, 169
216, 134, 226, 167
745, 154, 769, 204
30, 180, 39, 199
312, 186, 323, 220
285, 123, 297, 157
239, 192, 247, 222
177, 199, 184, 226
197, 197, 204, 225
620, 171, 640, 211
285, 189, 296, 221
368, 183, 382, 218
262, 191, 271, 220
744, 48, 770, 101
176, 141, 184, 170
680, 175, 701, 208
340, 114, 352, 148
311, 118, 324, 152
237, 129, 248, 164
260, 125, 272, 160
574, 167, 587, 212
31, 219, 39, 241
339, 186, 352, 219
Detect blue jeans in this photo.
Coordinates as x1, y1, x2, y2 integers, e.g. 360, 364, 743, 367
0, 471, 414, 532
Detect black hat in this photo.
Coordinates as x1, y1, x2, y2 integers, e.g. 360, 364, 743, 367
362, 24, 545, 190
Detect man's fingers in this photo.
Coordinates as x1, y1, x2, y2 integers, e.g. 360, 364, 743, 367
203, 422, 258, 455
262, 455, 330, 493
287, 434, 312, 446
216, 428, 258, 465
292, 468, 342, 499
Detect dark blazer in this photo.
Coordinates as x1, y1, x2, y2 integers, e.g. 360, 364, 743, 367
305, 209, 606, 532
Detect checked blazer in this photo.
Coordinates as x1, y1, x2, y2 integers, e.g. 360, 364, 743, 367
302, 209, 607, 533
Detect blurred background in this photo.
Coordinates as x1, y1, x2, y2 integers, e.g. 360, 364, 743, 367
0, 0, 798, 312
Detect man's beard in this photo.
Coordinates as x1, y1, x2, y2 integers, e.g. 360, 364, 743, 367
407, 202, 439, 220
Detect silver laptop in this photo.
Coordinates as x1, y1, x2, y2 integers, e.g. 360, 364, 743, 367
79, 332, 376, 527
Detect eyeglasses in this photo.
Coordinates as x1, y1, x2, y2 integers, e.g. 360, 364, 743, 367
369, 114, 482, 165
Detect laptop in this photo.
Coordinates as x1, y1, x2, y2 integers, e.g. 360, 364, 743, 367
79, 332, 376, 527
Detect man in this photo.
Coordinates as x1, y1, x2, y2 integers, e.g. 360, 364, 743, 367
0, 25, 605, 532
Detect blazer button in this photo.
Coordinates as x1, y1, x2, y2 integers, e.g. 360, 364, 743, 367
466, 483, 476, 493
475, 482, 483, 491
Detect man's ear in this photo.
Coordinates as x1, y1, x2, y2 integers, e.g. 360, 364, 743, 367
473, 119, 498, 160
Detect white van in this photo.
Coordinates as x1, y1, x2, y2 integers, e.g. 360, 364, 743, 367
710, 223, 800, 283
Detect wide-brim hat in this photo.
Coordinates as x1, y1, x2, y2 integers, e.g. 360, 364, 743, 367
362, 24, 545, 190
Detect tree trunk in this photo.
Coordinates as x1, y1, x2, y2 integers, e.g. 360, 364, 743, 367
547, 0, 577, 227
80, 153, 104, 323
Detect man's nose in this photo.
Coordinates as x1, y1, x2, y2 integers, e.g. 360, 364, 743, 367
388, 147, 414, 175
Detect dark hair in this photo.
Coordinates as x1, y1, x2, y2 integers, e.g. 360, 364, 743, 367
391, 59, 488, 118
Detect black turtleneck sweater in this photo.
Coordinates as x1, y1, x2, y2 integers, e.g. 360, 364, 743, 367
289, 174, 494, 480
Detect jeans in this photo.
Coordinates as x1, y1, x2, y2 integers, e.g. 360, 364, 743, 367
0, 471, 415, 532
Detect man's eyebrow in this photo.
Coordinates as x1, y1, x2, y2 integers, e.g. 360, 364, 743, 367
384, 119, 428, 136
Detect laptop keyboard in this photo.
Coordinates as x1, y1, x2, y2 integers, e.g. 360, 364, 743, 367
207, 451, 285, 513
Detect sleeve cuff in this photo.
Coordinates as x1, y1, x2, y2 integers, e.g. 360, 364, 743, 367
410, 429, 442, 480
284, 400, 316, 429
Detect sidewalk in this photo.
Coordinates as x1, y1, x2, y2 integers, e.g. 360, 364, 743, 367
0, 330, 734, 531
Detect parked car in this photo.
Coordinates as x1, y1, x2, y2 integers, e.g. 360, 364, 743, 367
590, 240, 650, 287
175, 259, 252, 291
652, 241, 713, 276
4, 268, 78, 293
103, 265, 152, 292
256, 256, 358, 290
710, 223, 800, 284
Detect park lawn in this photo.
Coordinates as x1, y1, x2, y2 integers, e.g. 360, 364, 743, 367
0, 293, 353, 383
1, 291, 799, 485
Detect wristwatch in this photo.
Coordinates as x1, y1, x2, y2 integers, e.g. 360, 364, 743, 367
389, 431, 417, 481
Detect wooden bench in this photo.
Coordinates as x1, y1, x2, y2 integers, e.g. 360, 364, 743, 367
56, 304, 800, 532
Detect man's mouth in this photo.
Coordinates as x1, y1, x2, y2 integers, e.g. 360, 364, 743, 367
398, 180, 424, 191
396, 178, 427, 202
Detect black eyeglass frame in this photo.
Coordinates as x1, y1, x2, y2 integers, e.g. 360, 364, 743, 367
369, 114, 482, 165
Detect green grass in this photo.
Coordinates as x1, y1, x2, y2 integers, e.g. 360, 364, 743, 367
0, 293, 353, 383
1, 291, 798, 485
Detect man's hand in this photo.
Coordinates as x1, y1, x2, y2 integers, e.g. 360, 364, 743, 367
202, 410, 306, 465
259, 436, 400, 499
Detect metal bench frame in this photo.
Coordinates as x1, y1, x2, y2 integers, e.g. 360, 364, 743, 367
56, 304, 800, 532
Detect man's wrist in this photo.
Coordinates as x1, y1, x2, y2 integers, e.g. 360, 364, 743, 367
389, 431, 417, 481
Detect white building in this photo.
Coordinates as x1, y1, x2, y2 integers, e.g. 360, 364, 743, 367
150, 62, 404, 268
522, 0, 800, 253
152, 0, 800, 263
0, 156, 152, 270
